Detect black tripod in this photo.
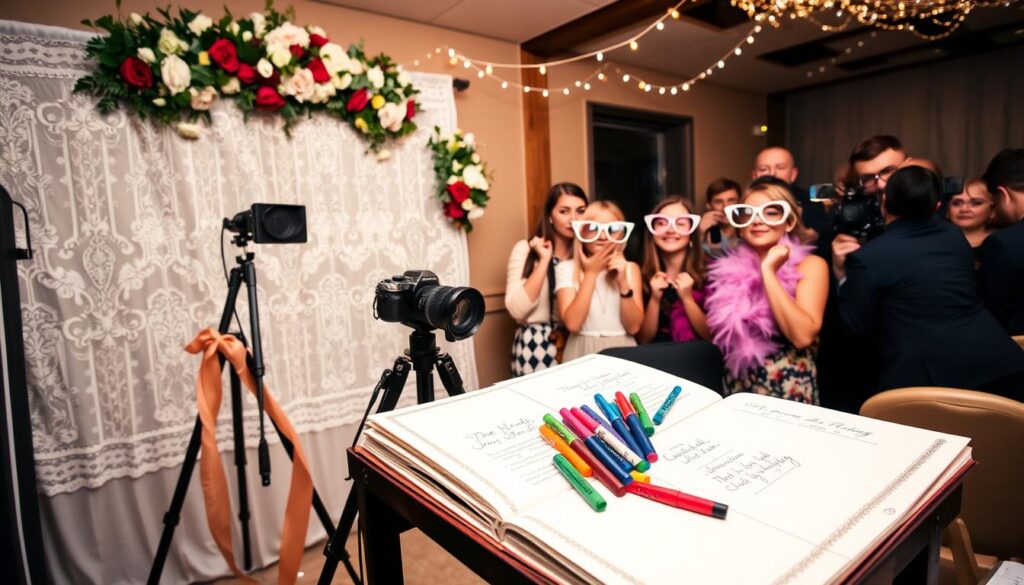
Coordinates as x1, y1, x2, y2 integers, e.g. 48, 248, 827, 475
317, 329, 466, 585
147, 236, 340, 584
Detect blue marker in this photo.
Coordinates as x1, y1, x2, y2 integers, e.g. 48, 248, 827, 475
595, 393, 642, 458
562, 409, 633, 487
653, 386, 683, 425
571, 407, 632, 476
581, 404, 628, 446
616, 392, 658, 463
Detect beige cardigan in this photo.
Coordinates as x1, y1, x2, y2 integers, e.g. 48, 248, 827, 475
504, 239, 558, 325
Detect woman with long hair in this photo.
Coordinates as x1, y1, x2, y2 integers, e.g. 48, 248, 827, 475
555, 200, 644, 361
704, 183, 829, 404
638, 196, 711, 344
505, 182, 588, 376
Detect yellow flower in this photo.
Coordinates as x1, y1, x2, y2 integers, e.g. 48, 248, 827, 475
371, 94, 386, 110
198, 51, 211, 66
354, 118, 369, 133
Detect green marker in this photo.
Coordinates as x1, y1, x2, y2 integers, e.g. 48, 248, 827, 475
630, 392, 656, 437
543, 413, 579, 445
552, 454, 606, 512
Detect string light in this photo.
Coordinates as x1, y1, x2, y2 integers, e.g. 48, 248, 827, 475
596, 52, 604, 61
630, 40, 640, 50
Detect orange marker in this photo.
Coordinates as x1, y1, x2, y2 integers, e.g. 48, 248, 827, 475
539, 425, 592, 477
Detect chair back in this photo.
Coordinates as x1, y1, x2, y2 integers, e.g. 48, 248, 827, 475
860, 387, 1024, 559
1013, 335, 1024, 351
600, 341, 724, 394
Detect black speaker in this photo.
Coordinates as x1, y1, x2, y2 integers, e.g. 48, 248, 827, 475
225, 203, 307, 244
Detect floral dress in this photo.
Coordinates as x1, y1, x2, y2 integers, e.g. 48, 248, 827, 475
722, 340, 819, 404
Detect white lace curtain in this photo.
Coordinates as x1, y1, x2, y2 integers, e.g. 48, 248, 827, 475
0, 19, 478, 497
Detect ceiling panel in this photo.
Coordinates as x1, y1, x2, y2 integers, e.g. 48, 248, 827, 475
314, 0, 463, 23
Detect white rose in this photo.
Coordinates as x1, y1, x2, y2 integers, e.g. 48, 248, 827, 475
268, 44, 292, 69
451, 159, 463, 173
471, 153, 481, 164
187, 14, 213, 36
319, 43, 351, 74
462, 164, 489, 191
307, 25, 327, 37
152, 97, 166, 107
227, 21, 240, 36
157, 28, 187, 55
397, 68, 412, 87
189, 86, 218, 110
160, 54, 191, 95
242, 31, 253, 42
130, 13, 144, 26
310, 82, 336, 104
221, 77, 241, 95
377, 102, 405, 132
249, 12, 266, 38
283, 69, 316, 103
175, 122, 202, 139
446, 176, 458, 185
136, 47, 156, 64
376, 149, 392, 162
264, 22, 310, 51
468, 208, 485, 220
463, 132, 476, 147
347, 59, 365, 75
257, 58, 274, 79
461, 199, 476, 211
333, 73, 353, 90
395, 88, 405, 100
367, 65, 385, 89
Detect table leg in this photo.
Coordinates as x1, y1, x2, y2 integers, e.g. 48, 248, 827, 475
358, 482, 405, 584
893, 519, 942, 585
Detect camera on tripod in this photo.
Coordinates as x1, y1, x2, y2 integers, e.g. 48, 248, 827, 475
374, 270, 485, 342
224, 203, 307, 245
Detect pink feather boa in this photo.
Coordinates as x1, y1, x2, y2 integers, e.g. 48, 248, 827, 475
704, 235, 814, 376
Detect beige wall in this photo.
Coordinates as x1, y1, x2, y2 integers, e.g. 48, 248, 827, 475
0, 0, 525, 386
549, 60, 766, 207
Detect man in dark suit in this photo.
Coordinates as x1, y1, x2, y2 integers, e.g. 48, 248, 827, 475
835, 166, 1024, 399
977, 149, 1024, 336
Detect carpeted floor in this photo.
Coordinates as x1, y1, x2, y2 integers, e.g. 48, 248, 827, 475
207, 529, 485, 584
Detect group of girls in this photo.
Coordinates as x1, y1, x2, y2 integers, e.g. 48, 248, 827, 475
505, 180, 829, 404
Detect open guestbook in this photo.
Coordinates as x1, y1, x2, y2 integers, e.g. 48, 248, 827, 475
358, 354, 973, 584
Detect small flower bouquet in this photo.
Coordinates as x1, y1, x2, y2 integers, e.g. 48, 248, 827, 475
74, 1, 419, 151
427, 126, 492, 232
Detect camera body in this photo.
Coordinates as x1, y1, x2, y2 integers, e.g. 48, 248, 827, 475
375, 270, 484, 342
224, 203, 307, 244
832, 184, 886, 242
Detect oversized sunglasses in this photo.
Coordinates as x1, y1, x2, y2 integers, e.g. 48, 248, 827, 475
644, 214, 700, 236
571, 220, 635, 243
724, 201, 792, 228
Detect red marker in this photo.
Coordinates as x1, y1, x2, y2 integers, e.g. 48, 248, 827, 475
561, 411, 628, 497
571, 407, 649, 472
626, 482, 728, 519
615, 392, 658, 463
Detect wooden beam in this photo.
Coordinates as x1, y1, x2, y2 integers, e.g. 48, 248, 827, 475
520, 48, 552, 233
522, 0, 680, 58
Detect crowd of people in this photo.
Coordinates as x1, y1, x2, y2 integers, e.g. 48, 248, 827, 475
505, 138, 1024, 413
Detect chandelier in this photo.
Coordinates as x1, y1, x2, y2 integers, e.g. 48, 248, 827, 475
729, 0, 1008, 39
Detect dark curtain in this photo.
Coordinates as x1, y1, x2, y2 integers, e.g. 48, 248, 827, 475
785, 44, 1024, 184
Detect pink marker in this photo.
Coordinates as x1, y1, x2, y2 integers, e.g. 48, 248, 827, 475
571, 407, 648, 472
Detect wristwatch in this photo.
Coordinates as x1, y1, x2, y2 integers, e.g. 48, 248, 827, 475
619, 288, 634, 298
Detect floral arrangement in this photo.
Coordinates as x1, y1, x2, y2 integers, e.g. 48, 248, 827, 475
427, 127, 491, 232
74, 2, 419, 153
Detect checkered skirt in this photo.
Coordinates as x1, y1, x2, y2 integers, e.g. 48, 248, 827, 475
510, 323, 559, 377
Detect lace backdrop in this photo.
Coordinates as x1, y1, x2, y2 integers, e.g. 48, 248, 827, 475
0, 20, 478, 496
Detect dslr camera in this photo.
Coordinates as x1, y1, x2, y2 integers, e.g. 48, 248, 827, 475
374, 270, 485, 342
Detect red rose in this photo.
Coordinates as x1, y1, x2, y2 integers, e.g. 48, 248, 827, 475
309, 34, 328, 48
118, 56, 153, 89
307, 58, 330, 84
444, 201, 465, 219
446, 181, 471, 203
237, 63, 257, 85
406, 100, 416, 121
208, 39, 239, 73
255, 86, 286, 111
346, 88, 370, 112
289, 44, 305, 60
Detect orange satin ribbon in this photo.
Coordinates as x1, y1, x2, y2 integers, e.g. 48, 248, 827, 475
185, 328, 313, 585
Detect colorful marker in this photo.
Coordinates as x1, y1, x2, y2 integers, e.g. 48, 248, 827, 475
626, 482, 728, 520
561, 409, 632, 494
629, 470, 651, 483
570, 407, 633, 476
630, 392, 656, 436
553, 454, 606, 512
539, 425, 591, 477
546, 413, 621, 495
616, 392, 658, 463
580, 404, 628, 446
595, 394, 642, 458
653, 386, 683, 425
572, 407, 649, 472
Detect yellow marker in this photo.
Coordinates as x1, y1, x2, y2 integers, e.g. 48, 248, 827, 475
629, 470, 651, 483
539, 425, 591, 477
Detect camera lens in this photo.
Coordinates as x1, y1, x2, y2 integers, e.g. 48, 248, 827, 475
419, 285, 484, 340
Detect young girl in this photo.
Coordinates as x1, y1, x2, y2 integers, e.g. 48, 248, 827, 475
555, 201, 644, 361
638, 196, 711, 344
505, 183, 588, 376
704, 183, 829, 404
